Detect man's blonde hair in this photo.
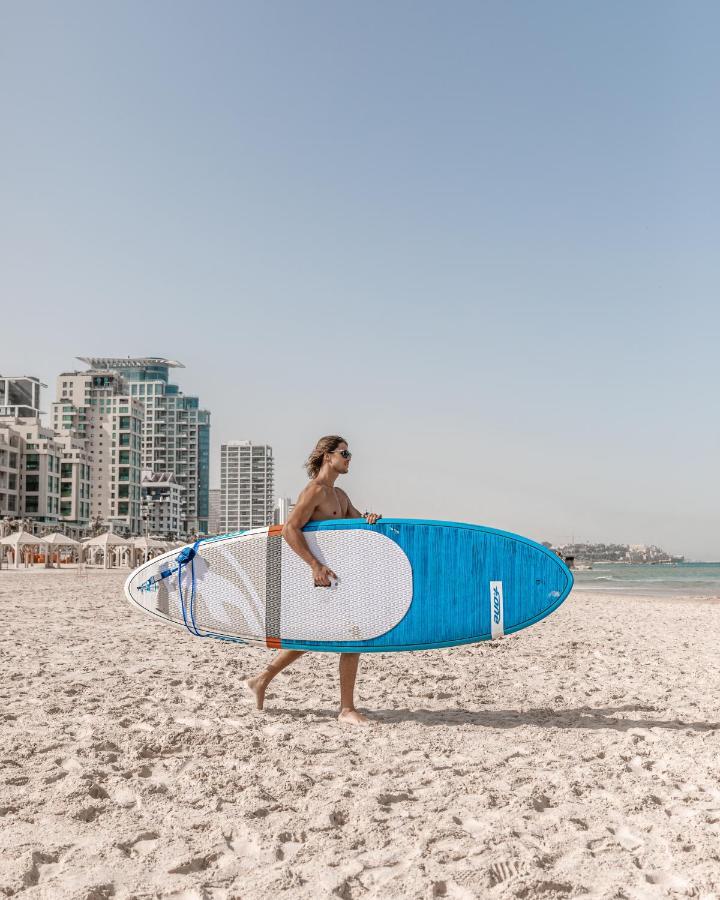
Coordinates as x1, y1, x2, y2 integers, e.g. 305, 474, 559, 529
305, 435, 347, 479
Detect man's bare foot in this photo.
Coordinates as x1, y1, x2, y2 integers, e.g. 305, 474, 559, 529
338, 708, 371, 726
245, 676, 267, 710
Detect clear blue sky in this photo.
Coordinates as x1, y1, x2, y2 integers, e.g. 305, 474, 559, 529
1, 2, 718, 557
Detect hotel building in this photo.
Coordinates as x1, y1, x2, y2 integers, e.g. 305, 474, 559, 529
75, 358, 210, 535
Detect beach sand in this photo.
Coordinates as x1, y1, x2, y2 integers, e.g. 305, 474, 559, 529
1, 570, 719, 899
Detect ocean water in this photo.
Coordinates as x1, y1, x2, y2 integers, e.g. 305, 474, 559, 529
573, 562, 720, 598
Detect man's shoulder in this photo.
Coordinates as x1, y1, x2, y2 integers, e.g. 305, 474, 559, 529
298, 480, 326, 500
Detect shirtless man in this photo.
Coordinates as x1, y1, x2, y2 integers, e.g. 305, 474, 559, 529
246, 435, 381, 726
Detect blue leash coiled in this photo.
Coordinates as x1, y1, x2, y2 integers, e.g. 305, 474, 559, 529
140, 541, 246, 644
176, 543, 203, 636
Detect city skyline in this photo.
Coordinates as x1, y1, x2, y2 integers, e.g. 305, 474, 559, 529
2, 4, 718, 558
0, 356, 708, 558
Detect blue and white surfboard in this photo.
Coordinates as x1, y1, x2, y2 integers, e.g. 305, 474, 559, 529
124, 519, 573, 652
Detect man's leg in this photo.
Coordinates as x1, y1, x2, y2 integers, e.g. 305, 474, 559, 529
338, 653, 370, 726
246, 650, 305, 710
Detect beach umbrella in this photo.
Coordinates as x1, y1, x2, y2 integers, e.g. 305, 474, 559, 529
43, 532, 81, 546
0, 531, 48, 569
129, 535, 167, 565
130, 535, 166, 549
43, 532, 81, 566
82, 531, 131, 569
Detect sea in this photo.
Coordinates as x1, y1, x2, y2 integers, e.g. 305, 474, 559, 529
573, 562, 720, 599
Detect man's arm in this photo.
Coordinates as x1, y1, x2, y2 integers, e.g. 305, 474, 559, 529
282, 484, 337, 587
338, 489, 382, 525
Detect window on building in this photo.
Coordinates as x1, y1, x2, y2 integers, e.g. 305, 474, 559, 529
25, 496, 38, 513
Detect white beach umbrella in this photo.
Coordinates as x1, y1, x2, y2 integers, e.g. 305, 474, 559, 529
129, 535, 167, 565
130, 535, 166, 549
83, 531, 131, 547
82, 531, 131, 569
43, 532, 81, 546
0, 531, 48, 569
42, 532, 81, 566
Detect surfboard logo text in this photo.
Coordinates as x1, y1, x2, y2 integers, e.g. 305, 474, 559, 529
490, 580, 504, 639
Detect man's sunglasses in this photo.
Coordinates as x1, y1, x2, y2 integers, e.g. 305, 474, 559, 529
332, 449, 352, 460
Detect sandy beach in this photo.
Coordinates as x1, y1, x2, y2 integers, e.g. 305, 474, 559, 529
2, 570, 719, 899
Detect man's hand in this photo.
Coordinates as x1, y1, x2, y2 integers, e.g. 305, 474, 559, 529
312, 561, 338, 587
364, 512, 382, 525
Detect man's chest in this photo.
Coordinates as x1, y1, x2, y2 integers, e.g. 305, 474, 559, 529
313, 488, 347, 519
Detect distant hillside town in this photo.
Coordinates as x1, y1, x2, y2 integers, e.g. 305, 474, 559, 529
545, 542, 684, 565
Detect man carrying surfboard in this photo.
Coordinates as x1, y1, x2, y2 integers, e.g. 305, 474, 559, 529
246, 435, 381, 726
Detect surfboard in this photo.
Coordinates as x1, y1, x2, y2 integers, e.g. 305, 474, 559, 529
123, 519, 573, 652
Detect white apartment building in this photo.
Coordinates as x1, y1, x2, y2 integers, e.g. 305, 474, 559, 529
273, 496, 295, 526
52, 371, 143, 535
56, 433, 92, 537
208, 487, 221, 534
220, 442, 274, 533
0, 422, 23, 519
141, 471, 183, 538
0, 373, 90, 535
3, 417, 64, 531
76, 359, 210, 535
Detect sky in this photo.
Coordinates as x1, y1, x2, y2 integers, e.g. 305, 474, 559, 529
1, 2, 718, 558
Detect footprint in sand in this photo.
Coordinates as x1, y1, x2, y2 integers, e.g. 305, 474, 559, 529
23, 850, 61, 888
118, 831, 159, 858
225, 823, 265, 862
111, 786, 139, 809
487, 859, 530, 887
611, 825, 645, 851
274, 830, 305, 862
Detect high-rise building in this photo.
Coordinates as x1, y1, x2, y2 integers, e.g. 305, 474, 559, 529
75, 358, 210, 535
273, 496, 295, 526
220, 441, 274, 532
0, 376, 44, 417
52, 370, 143, 535
208, 488, 221, 534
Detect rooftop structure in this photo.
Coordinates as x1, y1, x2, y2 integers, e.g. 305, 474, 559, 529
77, 358, 185, 370
0, 376, 45, 417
